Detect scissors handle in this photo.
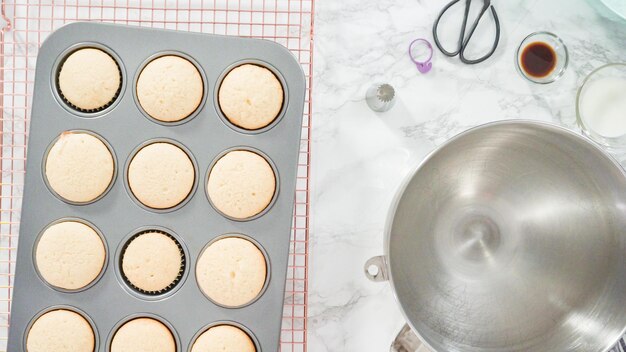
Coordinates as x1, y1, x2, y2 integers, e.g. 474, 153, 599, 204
432, 0, 501, 64
460, 3, 500, 64
432, 0, 469, 57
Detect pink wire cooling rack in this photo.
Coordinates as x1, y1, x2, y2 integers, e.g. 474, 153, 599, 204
0, 1, 313, 351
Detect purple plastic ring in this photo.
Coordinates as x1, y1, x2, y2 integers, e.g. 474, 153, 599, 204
409, 38, 433, 74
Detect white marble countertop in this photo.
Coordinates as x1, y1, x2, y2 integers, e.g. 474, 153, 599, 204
308, 0, 626, 350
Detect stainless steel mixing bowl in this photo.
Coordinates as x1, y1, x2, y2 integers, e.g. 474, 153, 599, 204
365, 120, 626, 352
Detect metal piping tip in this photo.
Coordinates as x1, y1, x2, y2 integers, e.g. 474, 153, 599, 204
366, 83, 396, 112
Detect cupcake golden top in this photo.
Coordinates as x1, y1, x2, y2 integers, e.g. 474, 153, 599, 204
111, 318, 175, 352
207, 150, 276, 219
45, 131, 115, 203
121, 232, 182, 293
35, 221, 106, 290
196, 237, 267, 307
136, 55, 204, 122
127, 142, 195, 209
218, 64, 284, 130
191, 325, 256, 352
26, 309, 95, 352
58, 48, 121, 111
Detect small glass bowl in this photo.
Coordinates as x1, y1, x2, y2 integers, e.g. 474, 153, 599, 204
576, 63, 626, 151
515, 31, 569, 84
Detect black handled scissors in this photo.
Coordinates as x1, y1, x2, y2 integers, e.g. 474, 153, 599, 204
432, 0, 501, 64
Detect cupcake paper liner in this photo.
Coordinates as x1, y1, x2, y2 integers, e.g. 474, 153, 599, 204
119, 229, 186, 296
56, 48, 123, 113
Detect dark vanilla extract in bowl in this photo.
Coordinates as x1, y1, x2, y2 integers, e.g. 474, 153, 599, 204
521, 42, 557, 78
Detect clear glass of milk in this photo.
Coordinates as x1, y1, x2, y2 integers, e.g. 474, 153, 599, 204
577, 63, 626, 150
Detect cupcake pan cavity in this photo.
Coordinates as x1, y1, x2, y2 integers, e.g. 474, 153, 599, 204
9, 22, 305, 352
188, 321, 261, 352
42, 129, 118, 205
32, 217, 109, 293
124, 138, 199, 213
215, 60, 288, 134
134, 51, 208, 126
52, 42, 126, 116
106, 313, 182, 352
195, 234, 271, 309
116, 227, 189, 300
205, 146, 280, 222
24, 306, 100, 352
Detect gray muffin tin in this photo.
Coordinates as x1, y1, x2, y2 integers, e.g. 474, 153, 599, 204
8, 22, 305, 352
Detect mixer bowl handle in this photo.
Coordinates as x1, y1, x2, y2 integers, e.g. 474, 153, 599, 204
364, 255, 389, 282
365, 257, 430, 351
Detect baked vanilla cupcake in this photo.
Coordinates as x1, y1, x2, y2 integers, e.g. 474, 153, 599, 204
207, 150, 275, 219
218, 64, 284, 130
128, 142, 195, 209
26, 309, 95, 352
111, 318, 175, 352
191, 325, 256, 352
196, 237, 267, 307
136, 55, 203, 122
45, 131, 115, 203
35, 220, 106, 290
58, 47, 121, 111
121, 231, 183, 294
